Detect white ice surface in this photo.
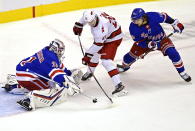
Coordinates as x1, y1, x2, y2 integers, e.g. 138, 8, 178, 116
0, 0, 195, 130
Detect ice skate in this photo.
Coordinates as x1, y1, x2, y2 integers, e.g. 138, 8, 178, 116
180, 72, 191, 82
117, 64, 130, 73
112, 82, 128, 97
81, 72, 93, 81
17, 98, 33, 111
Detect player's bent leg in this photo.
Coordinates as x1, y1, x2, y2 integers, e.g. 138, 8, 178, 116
16, 71, 50, 90
165, 47, 191, 82
17, 81, 82, 111
117, 43, 149, 73
101, 59, 128, 97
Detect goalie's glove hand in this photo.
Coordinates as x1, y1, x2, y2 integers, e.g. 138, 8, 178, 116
71, 69, 83, 85
73, 22, 83, 36
82, 53, 93, 65
63, 81, 82, 96
171, 19, 184, 33
148, 41, 160, 50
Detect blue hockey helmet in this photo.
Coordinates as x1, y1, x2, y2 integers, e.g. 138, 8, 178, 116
131, 8, 145, 20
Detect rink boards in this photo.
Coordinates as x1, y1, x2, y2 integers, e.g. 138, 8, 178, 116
0, 0, 157, 23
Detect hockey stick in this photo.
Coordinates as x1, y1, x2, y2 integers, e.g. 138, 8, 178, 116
64, 76, 97, 103
26, 69, 98, 103
139, 32, 174, 59
78, 36, 113, 104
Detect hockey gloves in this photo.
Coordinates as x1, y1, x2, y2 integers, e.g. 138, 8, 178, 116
148, 41, 160, 50
71, 69, 83, 85
82, 53, 93, 65
73, 22, 83, 36
171, 19, 184, 33
63, 81, 82, 96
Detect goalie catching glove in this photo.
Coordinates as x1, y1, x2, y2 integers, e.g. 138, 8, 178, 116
70, 69, 83, 85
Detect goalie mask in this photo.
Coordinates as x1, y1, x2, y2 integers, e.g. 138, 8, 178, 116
49, 39, 65, 58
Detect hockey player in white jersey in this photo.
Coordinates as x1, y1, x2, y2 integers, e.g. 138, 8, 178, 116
1, 39, 83, 111
73, 10, 127, 96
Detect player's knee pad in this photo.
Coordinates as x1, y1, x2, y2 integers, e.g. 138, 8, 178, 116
165, 47, 181, 62
123, 52, 136, 65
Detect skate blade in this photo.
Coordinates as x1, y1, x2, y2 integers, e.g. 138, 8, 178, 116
113, 90, 128, 97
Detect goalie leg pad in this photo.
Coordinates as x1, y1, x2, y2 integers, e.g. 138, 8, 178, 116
26, 86, 68, 110
1, 74, 29, 95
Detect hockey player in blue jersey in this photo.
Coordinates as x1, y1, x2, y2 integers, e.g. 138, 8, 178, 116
2, 39, 83, 111
117, 8, 191, 82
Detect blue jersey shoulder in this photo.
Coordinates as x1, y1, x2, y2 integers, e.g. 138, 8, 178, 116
146, 12, 165, 24
129, 12, 165, 34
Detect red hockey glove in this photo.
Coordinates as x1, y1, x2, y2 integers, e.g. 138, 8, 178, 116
171, 19, 184, 33
73, 22, 83, 36
148, 41, 159, 50
82, 53, 93, 65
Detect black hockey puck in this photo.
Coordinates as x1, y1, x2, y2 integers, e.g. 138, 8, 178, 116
92, 98, 97, 103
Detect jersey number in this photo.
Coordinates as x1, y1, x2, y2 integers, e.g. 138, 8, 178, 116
20, 56, 36, 66
100, 12, 117, 28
